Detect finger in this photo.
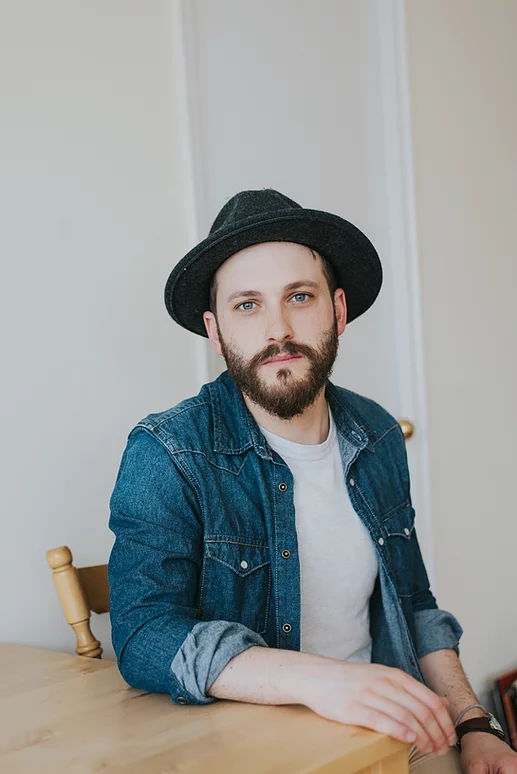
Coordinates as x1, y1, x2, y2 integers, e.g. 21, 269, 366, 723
353, 705, 420, 746
401, 683, 455, 749
392, 671, 456, 742
363, 692, 436, 754
375, 683, 451, 754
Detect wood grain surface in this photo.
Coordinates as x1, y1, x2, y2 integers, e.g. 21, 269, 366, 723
0, 644, 408, 773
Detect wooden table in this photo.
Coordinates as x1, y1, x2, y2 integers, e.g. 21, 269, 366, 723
0, 643, 408, 773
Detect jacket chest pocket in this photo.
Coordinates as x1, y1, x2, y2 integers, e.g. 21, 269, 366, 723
199, 539, 271, 635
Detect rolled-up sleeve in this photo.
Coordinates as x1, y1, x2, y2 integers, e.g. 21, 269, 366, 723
413, 608, 463, 659
108, 426, 268, 706
171, 620, 267, 703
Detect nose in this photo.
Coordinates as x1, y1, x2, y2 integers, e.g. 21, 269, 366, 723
265, 305, 294, 344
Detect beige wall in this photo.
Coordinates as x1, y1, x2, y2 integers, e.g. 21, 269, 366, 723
2, 0, 515, 697
0, 1, 201, 657
405, 0, 517, 695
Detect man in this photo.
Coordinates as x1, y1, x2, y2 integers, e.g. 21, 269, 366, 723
109, 189, 515, 773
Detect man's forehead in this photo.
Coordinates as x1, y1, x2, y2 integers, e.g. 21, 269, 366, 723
215, 241, 323, 287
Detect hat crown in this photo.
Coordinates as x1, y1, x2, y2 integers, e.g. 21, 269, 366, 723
209, 188, 301, 235
164, 186, 382, 337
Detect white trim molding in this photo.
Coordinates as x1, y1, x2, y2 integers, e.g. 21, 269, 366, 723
172, 0, 211, 386
376, 0, 436, 583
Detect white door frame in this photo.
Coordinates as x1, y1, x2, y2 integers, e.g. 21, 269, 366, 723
376, 0, 435, 581
171, 0, 212, 385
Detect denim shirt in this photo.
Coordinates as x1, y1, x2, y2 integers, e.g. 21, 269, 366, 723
108, 370, 462, 706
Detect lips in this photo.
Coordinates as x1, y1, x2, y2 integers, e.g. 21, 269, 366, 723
262, 354, 303, 365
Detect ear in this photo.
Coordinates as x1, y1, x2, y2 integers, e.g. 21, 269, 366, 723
203, 311, 223, 355
334, 288, 347, 335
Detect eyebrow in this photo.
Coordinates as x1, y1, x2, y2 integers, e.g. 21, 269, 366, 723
226, 280, 320, 304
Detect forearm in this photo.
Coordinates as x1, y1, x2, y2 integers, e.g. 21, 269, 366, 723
208, 646, 459, 755
206, 645, 330, 705
419, 648, 482, 723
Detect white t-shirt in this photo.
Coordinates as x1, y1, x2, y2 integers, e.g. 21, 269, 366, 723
259, 407, 378, 663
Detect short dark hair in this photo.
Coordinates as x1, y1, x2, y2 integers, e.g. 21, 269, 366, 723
208, 247, 338, 316
312, 249, 338, 297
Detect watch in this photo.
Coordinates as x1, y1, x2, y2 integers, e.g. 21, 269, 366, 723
455, 712, 507, 752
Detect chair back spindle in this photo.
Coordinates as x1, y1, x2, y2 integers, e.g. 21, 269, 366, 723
46, 546, 108, 658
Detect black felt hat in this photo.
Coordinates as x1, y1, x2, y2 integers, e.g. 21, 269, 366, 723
164, 188, 382, 337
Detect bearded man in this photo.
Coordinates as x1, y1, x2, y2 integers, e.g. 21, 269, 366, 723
108, 189, 514, 773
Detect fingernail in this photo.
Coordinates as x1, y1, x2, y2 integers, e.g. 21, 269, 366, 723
449, 736, 457, 746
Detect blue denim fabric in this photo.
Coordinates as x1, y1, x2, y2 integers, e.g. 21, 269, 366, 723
108, 370, 462, 705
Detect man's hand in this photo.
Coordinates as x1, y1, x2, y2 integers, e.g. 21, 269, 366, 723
460, 734, 517, 772
300, 661, 457, 755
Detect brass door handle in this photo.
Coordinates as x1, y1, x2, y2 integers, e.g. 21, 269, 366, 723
398, 419, 414, 441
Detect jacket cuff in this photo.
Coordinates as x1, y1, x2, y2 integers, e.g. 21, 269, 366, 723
170, 620, 268, 705
413, 608, 464, 659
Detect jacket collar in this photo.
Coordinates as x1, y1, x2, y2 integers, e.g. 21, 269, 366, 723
208, 370, 371, 457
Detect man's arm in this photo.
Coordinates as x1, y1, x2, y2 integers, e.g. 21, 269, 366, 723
419, 648, 481, 722
207, 645, 324, 704
420, 649, 517, 770
109, 427, 268, 705
207, 645, 457, 756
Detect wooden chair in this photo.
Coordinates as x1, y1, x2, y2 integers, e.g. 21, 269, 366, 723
46, 546, 109, 658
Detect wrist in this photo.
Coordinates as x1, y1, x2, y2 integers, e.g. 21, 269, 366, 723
285, 652, 340, 706
458, 708, 487, 722
455, 711, 507, 752
460, 731, 507, 750
454, 702, 488, 726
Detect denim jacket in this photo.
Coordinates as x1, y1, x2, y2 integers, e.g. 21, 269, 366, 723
108, 370, 462, 705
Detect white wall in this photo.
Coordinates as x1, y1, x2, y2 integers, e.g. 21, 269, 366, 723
3, 0, 513, 702
405, 0, 517, 695
0, 1, 200, 658
184, 0, 405, 416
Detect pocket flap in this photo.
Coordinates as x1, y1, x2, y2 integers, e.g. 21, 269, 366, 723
383, 505, 415, 539
205, 540, 270, 578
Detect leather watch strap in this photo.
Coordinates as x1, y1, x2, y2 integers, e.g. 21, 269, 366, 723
455, 717, 506, 752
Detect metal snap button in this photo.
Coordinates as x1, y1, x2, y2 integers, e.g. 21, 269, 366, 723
282, 623, 292, 633
177, 697, 187, 705
240, 560, 248, 569
281, 549, 291, 559
278, 482, 288, 492
378, 537, 385, 546
349, 478, 355, 487
404, 528, 410, 536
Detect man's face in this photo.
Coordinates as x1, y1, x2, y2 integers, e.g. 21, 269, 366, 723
203, 242, 347, 420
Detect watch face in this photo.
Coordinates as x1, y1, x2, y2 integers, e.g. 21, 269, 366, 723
488, 714, 505, 735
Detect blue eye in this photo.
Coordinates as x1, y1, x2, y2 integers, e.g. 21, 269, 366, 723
237, 301, 256, 311
292, 293, 311, 303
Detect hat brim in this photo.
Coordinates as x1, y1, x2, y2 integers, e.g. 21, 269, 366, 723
164, 208, 382, 337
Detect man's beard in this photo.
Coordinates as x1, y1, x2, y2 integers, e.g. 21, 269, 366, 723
218, 316, 339, 420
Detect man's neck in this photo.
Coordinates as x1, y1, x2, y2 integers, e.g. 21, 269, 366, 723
242, 389, 330, 445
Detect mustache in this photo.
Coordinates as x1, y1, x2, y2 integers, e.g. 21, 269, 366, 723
249, 340, 318, 369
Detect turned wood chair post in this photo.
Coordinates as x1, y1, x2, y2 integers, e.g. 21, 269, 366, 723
46, 546, 103, 658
